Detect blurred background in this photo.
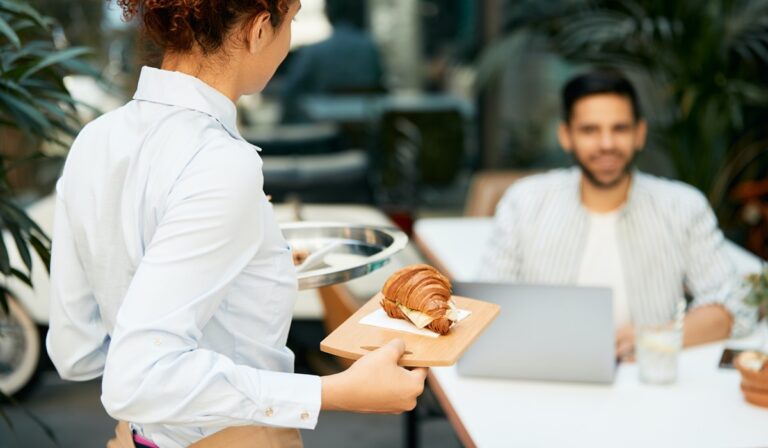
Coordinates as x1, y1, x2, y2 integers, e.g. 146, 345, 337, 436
1, 0, 767, 447
5, 0, 768, 244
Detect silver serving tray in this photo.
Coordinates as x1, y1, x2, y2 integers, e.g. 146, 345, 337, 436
280, 222, 408, 290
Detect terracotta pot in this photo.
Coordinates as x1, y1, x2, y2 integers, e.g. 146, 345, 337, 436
735, 351, 768, 408
740, 382, 768, 408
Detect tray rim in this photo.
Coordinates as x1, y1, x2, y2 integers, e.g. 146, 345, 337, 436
281, 221, 409, 290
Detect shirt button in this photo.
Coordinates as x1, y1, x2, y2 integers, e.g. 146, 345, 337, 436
300, 411, 310, 421
153, 337, 162, 346
265, 407, 274, 417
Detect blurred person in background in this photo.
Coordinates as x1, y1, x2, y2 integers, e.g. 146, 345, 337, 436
280, 0, 385, 123
45, 1, 426, 447
481, 71, 754, 361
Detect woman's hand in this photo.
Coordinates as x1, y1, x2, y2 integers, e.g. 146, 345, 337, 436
106, 421, 133, 448
321, 339, 428, 413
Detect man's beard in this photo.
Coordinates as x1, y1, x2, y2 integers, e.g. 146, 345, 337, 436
573, 150, 638, 190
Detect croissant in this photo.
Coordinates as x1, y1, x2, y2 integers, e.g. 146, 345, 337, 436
380, 264, 454, 334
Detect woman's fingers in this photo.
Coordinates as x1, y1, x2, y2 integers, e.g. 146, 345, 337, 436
321, 338, 428, 414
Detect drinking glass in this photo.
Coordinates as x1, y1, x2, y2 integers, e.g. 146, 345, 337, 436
636, 299, 685, 385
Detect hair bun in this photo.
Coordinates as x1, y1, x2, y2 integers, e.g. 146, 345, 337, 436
115, 0, 291, 54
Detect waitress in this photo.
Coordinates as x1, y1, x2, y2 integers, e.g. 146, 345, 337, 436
45, 1, 427, 447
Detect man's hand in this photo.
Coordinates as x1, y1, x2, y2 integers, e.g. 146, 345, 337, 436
615, 324, 635, 362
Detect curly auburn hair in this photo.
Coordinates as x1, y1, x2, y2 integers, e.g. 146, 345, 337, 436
116, 0, 293, 54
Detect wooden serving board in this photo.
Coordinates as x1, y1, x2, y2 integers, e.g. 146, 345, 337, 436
320, 293, 501, 367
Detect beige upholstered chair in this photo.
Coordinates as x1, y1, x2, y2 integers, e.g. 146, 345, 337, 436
463, 170, 538, 217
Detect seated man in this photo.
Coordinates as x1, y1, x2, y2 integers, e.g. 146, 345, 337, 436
482, 71, 754, 359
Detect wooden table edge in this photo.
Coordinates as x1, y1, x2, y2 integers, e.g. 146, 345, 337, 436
416, 225, 478, 447
427, 369, 476, 448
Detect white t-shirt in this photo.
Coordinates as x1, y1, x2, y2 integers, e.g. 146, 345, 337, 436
576, 211, 631, 328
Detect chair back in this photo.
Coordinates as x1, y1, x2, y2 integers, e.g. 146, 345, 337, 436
464, 170, 538, 217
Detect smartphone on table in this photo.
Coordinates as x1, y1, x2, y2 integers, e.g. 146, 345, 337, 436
718, 348, 746, 369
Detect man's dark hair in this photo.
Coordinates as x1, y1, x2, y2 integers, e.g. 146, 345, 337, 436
325, 0, 367, 29
562, 71, 641, 123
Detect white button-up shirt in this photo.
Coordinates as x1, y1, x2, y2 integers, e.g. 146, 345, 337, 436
46, 67, 321, 447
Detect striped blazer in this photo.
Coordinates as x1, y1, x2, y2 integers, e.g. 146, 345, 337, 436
481, 167, 755, 336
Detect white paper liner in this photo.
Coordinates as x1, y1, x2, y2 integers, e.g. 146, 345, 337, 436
359, 307, 472, 338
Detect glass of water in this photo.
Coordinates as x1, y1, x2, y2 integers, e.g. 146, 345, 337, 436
636, 300, 685, 385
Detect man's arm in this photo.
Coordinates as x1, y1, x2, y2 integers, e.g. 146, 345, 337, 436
682, 303, 733, 346
617, 191, 754, 359
683, 191, 756, 339
615, 304, 734, 360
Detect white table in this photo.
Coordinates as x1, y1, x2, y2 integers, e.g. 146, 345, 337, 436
274, 204, 423, 319
414, 217, 768, 448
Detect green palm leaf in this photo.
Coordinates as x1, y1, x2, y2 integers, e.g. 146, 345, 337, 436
19, 47, 91, 81
0, 15, 20, 49
7, 223, 32, 273
0, 0, 93, 345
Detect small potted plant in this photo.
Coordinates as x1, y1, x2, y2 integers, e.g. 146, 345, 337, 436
744, 266, 768, 326
736, 266, 768, 408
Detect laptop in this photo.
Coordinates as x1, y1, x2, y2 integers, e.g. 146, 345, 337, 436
455, 282, 616, 384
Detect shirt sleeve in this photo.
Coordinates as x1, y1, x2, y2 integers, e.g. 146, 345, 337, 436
479, 187, 522, 281
46, 179, 110, 381
683, 192, 756, 337
100, 145, 321, 429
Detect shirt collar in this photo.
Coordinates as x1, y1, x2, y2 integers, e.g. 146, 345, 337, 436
624, 169, 643, 212
571, 166, 641, 216
132, 66, 248, 144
